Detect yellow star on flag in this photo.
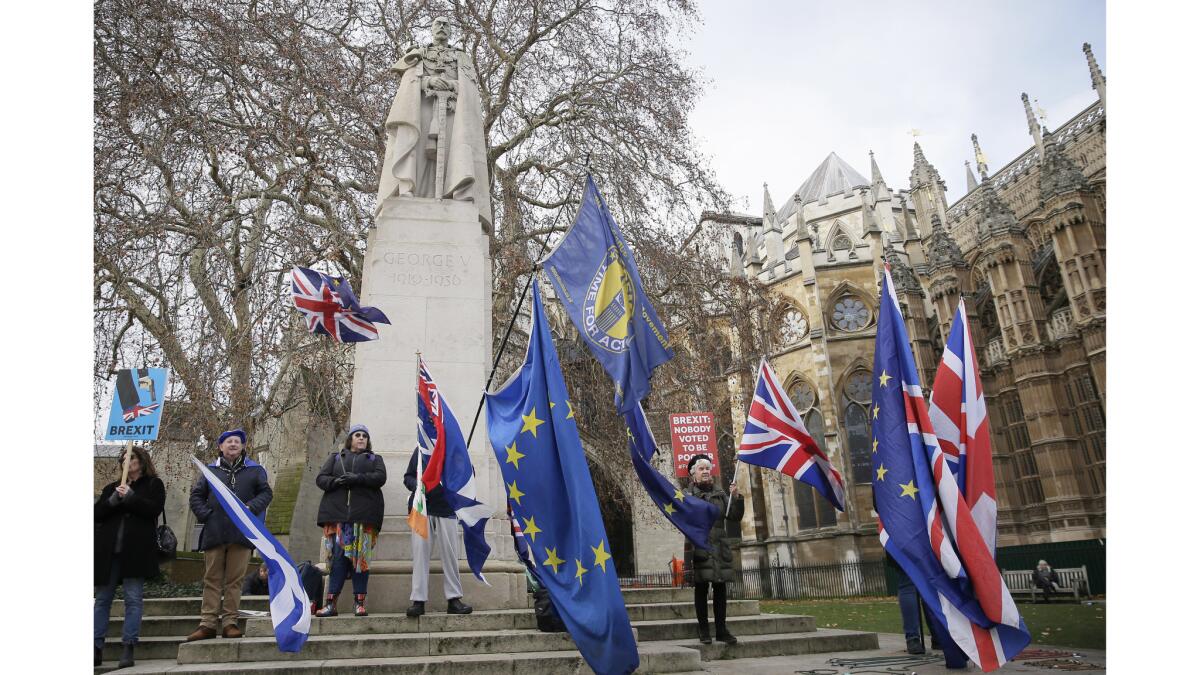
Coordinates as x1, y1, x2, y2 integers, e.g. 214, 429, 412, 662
879, 370, 892, 387
899, 480, 918, 499
876, 464, 888, 482
566, 401, 575, 419
505, 442, 525, 470
521, 407, 545, 437
575, 558, 588, 586
873, 404, 880, 419
663, 502, 676, 515
673, 488, 684, 503
523, 516, 541, 542
507, 480, 526, 505
591, 540, 613, 572
543, 547, 565, 575
872, 438, 879, 453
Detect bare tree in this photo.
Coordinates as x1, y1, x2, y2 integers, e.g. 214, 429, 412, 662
94, 0, 743, 460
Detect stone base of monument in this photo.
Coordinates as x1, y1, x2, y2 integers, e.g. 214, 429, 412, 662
314, 559, 531, 614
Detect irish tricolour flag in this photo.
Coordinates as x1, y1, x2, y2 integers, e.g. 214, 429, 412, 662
408, 450, 429, 539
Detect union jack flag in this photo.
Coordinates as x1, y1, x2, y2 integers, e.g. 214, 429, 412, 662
737, 359, 846, 511
290, 266, 390, 343
929, 299, 998, 554
416, 357, 447, 493
122, 402, 160, 423
873, 264, 1029, 672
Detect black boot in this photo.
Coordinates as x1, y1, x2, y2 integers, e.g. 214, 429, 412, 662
315, 593, 339, 617
406, 600, 425, 617
715, 624, 738, 645
447, 597, 473, 615
906, 636, 926, 654
94, 646, 102, 667
697, 622, 712, 644
354, 593, 368, 617
117, 641, 135, 668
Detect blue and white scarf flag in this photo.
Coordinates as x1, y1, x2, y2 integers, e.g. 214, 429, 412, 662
190, 457, 311, 653
415, 363, 493, 584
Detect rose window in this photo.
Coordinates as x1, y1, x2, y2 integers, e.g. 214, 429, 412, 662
833, 296, 870, 331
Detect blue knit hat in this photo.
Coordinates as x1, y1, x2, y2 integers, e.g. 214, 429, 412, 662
347, 424, 370, 440
218, 428, 246, 446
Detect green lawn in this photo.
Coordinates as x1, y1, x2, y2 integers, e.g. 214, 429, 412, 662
762, 597, 1105, 650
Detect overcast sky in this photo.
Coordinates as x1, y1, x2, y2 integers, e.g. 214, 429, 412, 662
684, 0, 1106, 214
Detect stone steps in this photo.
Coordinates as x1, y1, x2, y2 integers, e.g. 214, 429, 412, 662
107, 616, 247, 639
620, 587, 694, 604
656, 627, 880, 661
113, 643, 702, 674
176, 628, 594, 665
108, 597, 271, 617
634, 613, 814, 641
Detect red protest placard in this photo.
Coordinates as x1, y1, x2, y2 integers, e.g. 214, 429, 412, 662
669, 412, 719, 477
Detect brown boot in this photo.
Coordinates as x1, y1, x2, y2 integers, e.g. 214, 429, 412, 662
222, 624, 244, 638
187, 626, 217, 642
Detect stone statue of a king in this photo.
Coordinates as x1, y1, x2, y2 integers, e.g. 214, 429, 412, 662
378, 17, 492, 226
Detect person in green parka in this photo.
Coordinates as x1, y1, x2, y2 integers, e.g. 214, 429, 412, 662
682, 454, 744, 645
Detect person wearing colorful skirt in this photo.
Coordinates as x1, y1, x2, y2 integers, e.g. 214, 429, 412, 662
314, 424, 387, 616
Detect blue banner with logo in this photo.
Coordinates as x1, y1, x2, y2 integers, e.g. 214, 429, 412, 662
540, 175, 673, 413
104, 368, 170, 441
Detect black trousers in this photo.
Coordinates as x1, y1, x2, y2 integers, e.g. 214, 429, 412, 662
694, 580, 727, 630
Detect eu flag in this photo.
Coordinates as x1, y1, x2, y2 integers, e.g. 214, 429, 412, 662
541, 175, 673, 413
623, 404, 718, 550
873, 265, 1030, 672
485, 281, 639, 675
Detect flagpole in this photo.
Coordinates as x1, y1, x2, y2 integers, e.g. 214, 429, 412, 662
464, 185, 577, 448
120, 440, 134, 486
726, 460, 742, 517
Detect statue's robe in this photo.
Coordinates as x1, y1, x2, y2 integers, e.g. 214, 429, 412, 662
378, 44, 492, 227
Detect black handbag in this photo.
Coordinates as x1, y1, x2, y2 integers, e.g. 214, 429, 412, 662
156, 512, 178, 560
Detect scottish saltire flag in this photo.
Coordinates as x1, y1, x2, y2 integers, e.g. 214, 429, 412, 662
624, 404, 718, 550
290, 266, 390, 343
929, 299, 998, 554
738, 359, 846, 511
541, 175, 673, 414
190, 457, 310, 653
872, 265, 1029, 672
415, 358, 492, 584
485, 282, 639, 675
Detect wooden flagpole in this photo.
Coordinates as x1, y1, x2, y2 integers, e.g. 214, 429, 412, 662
120, 440, 134, 486
726, 460, 743, 517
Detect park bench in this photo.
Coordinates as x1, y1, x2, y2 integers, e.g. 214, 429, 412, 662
1001, 565, 1090, 603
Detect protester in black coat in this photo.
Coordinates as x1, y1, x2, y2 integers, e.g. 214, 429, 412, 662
94, 446, 166, 668
314, 424, 387, 617
682, 454, 743, 647
186, 428, 272, 642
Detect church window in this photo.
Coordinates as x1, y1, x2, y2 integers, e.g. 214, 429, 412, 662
788, 378, 836, 528
842, 369, 874, 483
832, 296, 871, 332
1065, 369, 1105, 495
779, 308, 809, 345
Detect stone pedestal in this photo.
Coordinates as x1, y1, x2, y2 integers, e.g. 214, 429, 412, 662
345, 196, 527, 613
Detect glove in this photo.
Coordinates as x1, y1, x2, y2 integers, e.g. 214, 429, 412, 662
342, 473, 360, 485
333, 475, 350, 488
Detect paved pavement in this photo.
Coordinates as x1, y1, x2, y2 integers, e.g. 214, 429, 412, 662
698, 632, 1105, 673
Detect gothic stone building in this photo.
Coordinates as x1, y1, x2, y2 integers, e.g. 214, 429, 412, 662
709, 46, 1105, 569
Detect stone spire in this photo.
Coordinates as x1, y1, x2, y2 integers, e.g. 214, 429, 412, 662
924, 213, 966, 272
964, 161, 978, 192
762, 183, 778, 231
861, 188, 882, 235
971, 133, 989, 180
974, 172, 1021, 242
898, 192, 920, 241
1022, 93, 1047, 161
883, 239, 923, 295
1039, 127, 1090, 201
869, 150, 889, 204
1083, 42, 1106, 108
